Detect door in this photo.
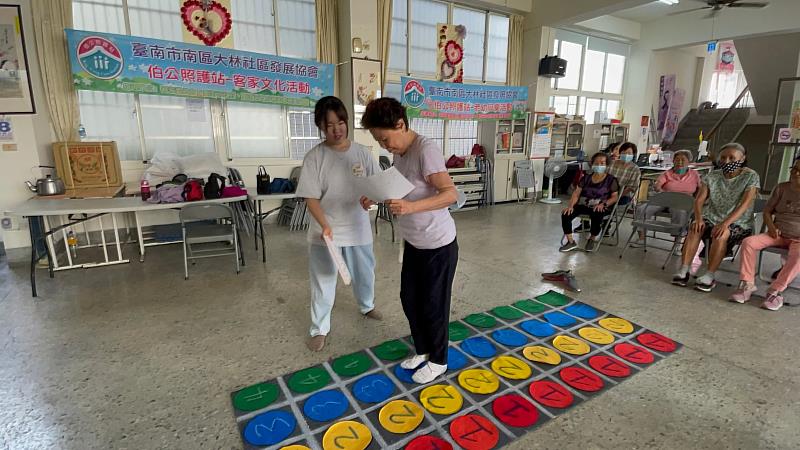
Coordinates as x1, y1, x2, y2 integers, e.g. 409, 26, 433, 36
493, 160, 510, 202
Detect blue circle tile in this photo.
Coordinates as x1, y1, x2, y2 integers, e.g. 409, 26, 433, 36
352, 373, 395, 403
565, 303, 600, 319
459, 336, 497, 358
491, 328, 529, 347
543, 311, 577, 327
520, 319, 557, 337
393, 364, 417, 383
302, 389, 349, 422
243, 410, 296, 446
447, 347, 468, 371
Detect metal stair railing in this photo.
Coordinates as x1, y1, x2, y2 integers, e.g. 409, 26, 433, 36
705, 85, 752, 159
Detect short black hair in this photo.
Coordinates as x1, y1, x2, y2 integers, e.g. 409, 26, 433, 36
314, 96, 349, 130
603, 142, 621, 154
619, 142, 638, 157
591, 152, 608, 165
360, 97, 409, 130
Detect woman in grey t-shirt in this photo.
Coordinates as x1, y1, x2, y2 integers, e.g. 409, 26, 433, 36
296, 96, 383, 352
361, 98, 458, 384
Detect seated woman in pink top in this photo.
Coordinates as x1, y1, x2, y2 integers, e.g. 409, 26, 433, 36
729, 158, 800, 311
632, 150, 701, 246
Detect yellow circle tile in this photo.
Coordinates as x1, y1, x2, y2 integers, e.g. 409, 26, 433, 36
490, 355, 533, 380
552, 335, 591, 355
598, 317, 634, 334
522, 346, 562, 365
419, 384, 463, 415
322, 421, 372, 450
457, 369, 500, 394
578, 326, 616, 345
378, 400, 425, 434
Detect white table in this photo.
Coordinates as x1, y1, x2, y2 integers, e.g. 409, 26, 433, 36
7, 195, 247, 297
249, 193, 297, 263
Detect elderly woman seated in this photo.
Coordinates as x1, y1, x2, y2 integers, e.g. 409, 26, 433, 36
608, 142, 642, 205
560, 152, 619, 253
632, 149, 701, 247
672, 143, 760, 292
729, 158, 800, 311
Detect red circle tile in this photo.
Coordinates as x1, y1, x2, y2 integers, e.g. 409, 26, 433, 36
529, 380, 574, 409
492, 394, 539, 428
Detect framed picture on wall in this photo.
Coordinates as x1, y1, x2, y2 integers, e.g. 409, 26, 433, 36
352, 58, 382, 129
0, 4, 35, 114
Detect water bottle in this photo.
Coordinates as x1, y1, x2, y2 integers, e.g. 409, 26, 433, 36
140, 180, 151, 201
67, 231, 78, 258
78, 124, 86, 139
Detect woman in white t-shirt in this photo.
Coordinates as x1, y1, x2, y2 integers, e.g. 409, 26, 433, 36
295, 96, 383, 352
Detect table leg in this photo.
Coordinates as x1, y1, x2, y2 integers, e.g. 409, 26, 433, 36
260, 201, 266, 263
28, 218, 37, 297
135, 211, 145, 262
111, 213, 123, 261
254, 200, 259, 251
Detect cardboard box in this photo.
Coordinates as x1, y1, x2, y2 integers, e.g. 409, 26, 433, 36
53, 141, 123, 189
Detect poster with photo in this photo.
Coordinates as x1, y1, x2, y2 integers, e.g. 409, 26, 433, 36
657, 74, 675, 131
0, 5, 35, 114
716, 41, 736, 74
661, 88, 685, 144
352, 58, 382, 129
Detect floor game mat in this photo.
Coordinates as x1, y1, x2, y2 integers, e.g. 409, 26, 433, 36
229, 290, 681, 449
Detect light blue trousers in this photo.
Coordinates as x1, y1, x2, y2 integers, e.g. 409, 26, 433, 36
308, 243, 376, 337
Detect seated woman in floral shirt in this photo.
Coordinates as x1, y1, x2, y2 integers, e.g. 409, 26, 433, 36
671, 143, 760, 292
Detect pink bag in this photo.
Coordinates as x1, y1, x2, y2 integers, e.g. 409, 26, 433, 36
222, 186, 247, 198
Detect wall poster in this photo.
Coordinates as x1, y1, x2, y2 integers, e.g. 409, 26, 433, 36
352, 58, 382, 129
0, 5, 35, 114
436, 23, 465, 83
657, 74, 675, 131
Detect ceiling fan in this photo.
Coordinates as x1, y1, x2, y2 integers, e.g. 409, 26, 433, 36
668, 0, 769, 19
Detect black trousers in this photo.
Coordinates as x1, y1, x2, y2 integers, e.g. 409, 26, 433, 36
400, 238, 459, 365
561, 204, 606, 237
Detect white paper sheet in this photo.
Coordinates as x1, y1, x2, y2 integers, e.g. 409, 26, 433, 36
354, 167, 414, 202
323, 235, 352, 285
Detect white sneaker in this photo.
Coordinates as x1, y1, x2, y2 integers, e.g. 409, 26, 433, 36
412, 362, 447, 384
401, 354, 429, 369
630, 238, 646, 248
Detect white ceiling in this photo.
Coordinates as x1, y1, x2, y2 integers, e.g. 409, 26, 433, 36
612, 0, 715, 23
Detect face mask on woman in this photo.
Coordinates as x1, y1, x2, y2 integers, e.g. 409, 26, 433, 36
593, 165, 607, 174
720, 160, 744, 174
620, 154, 634, 163
674, 167, 688, 175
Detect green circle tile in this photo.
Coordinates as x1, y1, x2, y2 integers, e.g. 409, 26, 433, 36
536, 290, 570, 306
513, 299, 546, 314
464, 313, 497, 328
332, 351, 373, 377
449, 322, 471, 341
373, 339, 410, 361
287, 366, 331, 394
232, 382, 279, 412
491, 306, 524, 321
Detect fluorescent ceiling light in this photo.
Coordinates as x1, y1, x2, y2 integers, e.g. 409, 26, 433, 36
658, 0, 679, 5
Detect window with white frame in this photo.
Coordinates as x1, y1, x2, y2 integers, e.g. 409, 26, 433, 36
389, 0, 510, 84
548, 30, 629, 124
384, 1, 509, 157
72, 0, 319, 162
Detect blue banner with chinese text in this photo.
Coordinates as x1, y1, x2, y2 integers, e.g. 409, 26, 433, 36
65, 29, 334, 108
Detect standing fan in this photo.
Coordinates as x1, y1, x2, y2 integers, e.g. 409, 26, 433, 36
540, 158, 568, 204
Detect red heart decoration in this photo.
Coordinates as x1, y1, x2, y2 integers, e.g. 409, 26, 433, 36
180, 0, 232, 47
